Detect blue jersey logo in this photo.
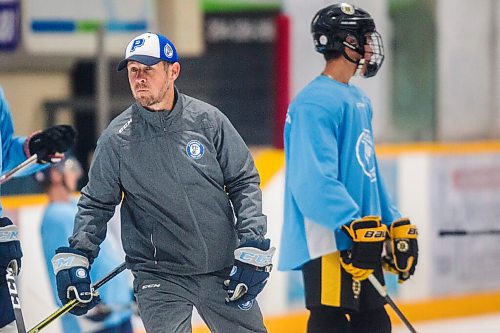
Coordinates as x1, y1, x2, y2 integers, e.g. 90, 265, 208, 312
186, 140, 204, 159
355, 129, 377, 182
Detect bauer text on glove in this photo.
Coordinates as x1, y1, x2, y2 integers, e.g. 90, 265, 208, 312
340, 216, 387, 281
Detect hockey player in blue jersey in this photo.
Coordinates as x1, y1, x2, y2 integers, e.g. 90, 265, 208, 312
278, 3, 418, 333
39, 157, 133, 333
0, 86, 75, 332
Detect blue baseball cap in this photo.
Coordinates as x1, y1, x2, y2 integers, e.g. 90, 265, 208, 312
117, 32, 178, 71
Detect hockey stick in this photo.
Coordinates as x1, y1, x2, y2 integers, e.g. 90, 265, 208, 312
28, 262, 126, 333
0, 154, 38, 185
439, 229, 500, 237
6, 262, 27, 333
367, 274, 417, 333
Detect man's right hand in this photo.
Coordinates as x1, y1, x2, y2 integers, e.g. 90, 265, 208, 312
51, 246, 99, 315
339, 216, 387, 281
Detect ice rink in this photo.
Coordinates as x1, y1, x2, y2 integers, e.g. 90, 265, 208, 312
394, 313, 500, 333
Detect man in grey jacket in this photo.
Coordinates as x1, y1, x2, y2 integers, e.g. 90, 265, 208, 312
52, 32, 274, 333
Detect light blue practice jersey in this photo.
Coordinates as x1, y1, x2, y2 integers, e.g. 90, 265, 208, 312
41, 200, 132, 333
0, 87, 43, 215
278, 76, 401, 271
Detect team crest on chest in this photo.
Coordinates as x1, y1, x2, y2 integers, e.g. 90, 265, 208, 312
186, 140, 204, 159
355, 129, 377, 182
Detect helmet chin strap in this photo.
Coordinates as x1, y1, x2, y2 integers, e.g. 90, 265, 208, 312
342, 43, 366, 77
354, 58, 366, 77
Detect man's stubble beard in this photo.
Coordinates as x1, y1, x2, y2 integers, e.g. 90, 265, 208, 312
136, 93, 157, 107
134, 82, 169, 108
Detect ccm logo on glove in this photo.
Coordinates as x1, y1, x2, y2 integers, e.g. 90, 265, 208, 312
0, 226, 18, 241
234, 248, 274, 268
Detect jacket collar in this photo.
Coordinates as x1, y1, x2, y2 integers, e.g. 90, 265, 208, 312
133, 87, 183, 129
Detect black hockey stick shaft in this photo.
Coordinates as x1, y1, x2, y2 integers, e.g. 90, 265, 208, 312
0, 154, 38, 185
439, 229, 500, 237
28, 262, 126, 333
6, 263, 27, 333
367, 274, 417, 333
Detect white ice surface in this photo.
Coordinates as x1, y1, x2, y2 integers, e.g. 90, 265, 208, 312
394, 313, 500, 333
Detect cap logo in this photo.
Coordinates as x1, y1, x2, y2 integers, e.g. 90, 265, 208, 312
340, 3, 355, 15
130, 38, 145, 52
164, 44, 174, 59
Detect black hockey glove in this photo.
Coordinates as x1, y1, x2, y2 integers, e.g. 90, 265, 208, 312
224, 238, 275, 307
25, 125, 76, 163
340, 216, 387, 281
0, 217, 22, 283
52, 246, 100, 316
382, 218, 418, 283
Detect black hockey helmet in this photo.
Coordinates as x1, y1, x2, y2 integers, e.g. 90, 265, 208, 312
311, 2, 384, 77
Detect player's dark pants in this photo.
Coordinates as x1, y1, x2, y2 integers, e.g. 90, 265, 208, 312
302, 252, 391, 333
133, 267, 267, 333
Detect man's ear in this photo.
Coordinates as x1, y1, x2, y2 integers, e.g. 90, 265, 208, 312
170, 62, 181, 81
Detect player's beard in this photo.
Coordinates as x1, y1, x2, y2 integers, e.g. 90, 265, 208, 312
134, 81, 169, 109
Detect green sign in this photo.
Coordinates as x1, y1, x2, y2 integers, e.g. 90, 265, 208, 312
202, 0, 280, 12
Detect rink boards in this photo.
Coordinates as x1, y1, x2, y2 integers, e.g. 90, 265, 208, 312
3, 142, 500, 332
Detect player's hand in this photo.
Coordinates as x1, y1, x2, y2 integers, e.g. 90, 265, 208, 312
223, 238, 275, 307
383, 218, 418, 283
25, 125, 76, 163
340, 216, 387, 281
0, 217, 22, 283
52, 246, 99, 315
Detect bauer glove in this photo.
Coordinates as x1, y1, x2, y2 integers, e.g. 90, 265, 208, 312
382, 218, 418, 283
340, 216, 387, 281
25, 125, 76, 163
52, 246, 99, 315
224, 238, 275, 307
0, 217, 22, 283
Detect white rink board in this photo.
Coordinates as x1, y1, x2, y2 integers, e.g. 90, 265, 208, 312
8, 150, 500, 329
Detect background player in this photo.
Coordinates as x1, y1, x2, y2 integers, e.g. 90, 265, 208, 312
0, 86, 75, 333
38, 157, 133, 333
278, 3, 419, 333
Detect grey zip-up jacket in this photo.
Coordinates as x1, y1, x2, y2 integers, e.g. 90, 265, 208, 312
69, 90, 267, 275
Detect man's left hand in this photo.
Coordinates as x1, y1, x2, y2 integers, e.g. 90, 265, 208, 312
223, 238, 275, 306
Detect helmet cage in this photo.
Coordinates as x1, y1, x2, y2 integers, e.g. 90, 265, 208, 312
362, 31, 384, 77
